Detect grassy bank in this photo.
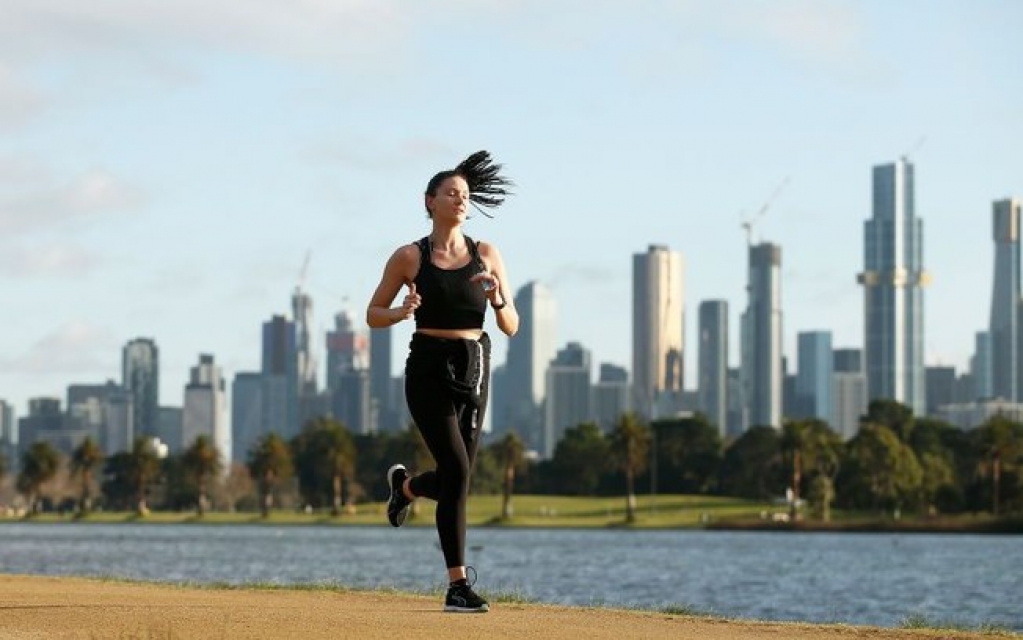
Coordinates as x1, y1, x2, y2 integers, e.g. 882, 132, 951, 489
4, 493, 1021, 532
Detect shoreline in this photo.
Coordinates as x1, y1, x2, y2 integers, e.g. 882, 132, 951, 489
0, 574, 1016, 639
3, 511, 1022, 535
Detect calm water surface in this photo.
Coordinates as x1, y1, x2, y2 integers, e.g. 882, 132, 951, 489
1, 523, 1019, 630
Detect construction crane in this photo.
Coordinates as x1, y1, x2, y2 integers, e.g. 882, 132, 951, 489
741, 177, 790, 246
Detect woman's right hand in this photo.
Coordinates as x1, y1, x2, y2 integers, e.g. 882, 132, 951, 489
396, 282, 421, 321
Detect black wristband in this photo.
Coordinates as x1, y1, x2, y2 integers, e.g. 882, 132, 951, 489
491, 299, 506, 310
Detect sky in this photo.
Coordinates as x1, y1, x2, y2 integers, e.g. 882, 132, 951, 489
1, 0, 1021, 418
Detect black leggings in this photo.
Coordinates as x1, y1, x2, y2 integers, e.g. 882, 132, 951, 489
405, 333, 490, 569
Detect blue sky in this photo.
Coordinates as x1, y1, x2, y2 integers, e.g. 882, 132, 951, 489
1, 1, 1021, 417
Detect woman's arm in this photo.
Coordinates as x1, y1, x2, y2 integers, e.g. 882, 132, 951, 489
366, 245, 421, 328
475, 241, 519, 337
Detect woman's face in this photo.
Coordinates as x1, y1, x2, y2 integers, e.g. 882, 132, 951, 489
426, 175, 469, 222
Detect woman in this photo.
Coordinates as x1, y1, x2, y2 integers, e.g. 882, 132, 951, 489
366, 150, 519, 613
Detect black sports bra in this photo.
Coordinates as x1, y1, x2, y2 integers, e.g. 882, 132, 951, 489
412, 236, 488, 330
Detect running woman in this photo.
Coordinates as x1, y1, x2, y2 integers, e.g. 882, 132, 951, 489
365, 150, 518, 613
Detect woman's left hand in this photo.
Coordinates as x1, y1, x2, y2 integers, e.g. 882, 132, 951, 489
470, 272, 501, 303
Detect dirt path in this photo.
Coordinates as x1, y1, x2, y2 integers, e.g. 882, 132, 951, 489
0, 575, 1007, 639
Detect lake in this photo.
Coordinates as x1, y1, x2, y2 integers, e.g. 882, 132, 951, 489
0, 522, 1019, 630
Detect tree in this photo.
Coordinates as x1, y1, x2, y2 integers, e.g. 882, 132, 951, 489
799, 420, 843, 521
780, 421, 807, 521
548, 423, 609, 496
291, 417, 356, 515
121, 437, 161, 513
70, 436, 104, 514
16, 441, 60, 514
247, 433, 293, 518
183, 435, 223, 516
650, 414, 722, 495
492, 431, 527, 520
837, 424, 922, 513
967, 416, 1023, 515
863, 399, 915, 442
718, 426, 784, 499
607, 413, 651, 523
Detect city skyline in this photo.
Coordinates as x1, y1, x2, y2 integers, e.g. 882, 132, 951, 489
2, 2, 1022, 416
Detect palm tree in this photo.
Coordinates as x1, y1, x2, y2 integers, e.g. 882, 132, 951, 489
493, 431, 527, 520
183, 435, 223, 516
16, 441, 60, 514
291, 417, 356, 516
70, 436, 104, 514
781, 421, 806, 521
126, 438, 161, 515
247, 433, 293, 518
607, 413, 651, 524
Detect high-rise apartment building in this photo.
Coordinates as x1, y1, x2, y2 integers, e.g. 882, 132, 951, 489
262, 315, 300, 437
499, 281, 557, 451
632, 245, 684, 419
972, 331, 993, 400
796, 331, 833, 424
231, 372, 287, 462
593, 363, 631, 432
697, 300, 728, 435
544, 342, 592, 459
67, 381, 133, 454
741, 243, 783, 429
925, 366, 957, 416
369, 326, 394, 432
989, 198, 1022, 401
292, 288, 318, 396
858, 158, 928, 415
326, 309, 369, 392
122, 338, 159, 438
182, 354, 229, 462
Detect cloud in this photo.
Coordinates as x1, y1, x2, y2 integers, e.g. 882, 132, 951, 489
1, 321, 118, 375
0, 169, 145, 236
0, 1, 413, 66
0, 243, 102, 277
304, 136, 452, 170
0, 64, 45, 129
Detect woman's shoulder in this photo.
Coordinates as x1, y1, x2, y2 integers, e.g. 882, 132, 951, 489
474, 238, 503, 258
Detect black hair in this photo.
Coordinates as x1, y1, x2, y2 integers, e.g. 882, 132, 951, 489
424, 150, 514, 218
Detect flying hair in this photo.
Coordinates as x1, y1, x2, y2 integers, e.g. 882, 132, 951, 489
425, 150, 514, 218
455, 151, 514, 217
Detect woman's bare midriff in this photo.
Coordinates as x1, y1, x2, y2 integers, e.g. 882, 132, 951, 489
416, 328, 484, 340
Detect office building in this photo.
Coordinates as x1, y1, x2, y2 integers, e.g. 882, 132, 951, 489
741, 243, 783, 428
697, 300, 729, 435
858, 158, 928, 415
632, 245, 684, 418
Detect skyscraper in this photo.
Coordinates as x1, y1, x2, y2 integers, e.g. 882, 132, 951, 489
122, 338, 159, 437
832, 347, 867, 439
292, 288, 318, 396
262, 315, 299, 437
499, 280, 557, 451
326, 309, 369, 392
972, 331, 994, 400
697, 300, 728, 435
369, 326, 394, 431
796, 331, 833, 424
544, 342, 592, 459
858, 158, 928, 415
182, 354, 229, 462
741, 243, 783, 429
632, 245, 684, 418
989, 198, 1022, 401
593, 363, 631, 432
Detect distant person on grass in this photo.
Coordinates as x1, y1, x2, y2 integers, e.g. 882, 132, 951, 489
366, 150, 518, 613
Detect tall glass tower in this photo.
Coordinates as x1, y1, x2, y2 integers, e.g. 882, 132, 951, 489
989, 198, 1022, 401
697, 300, 728, 435
632, 245, 684, 418
499, 280, 557, 451
858, 158, 928, 415
122, 338, 159, 436
741, 243, 783, 429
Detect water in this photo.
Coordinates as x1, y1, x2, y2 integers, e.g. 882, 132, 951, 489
0, 523, 1020, 630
